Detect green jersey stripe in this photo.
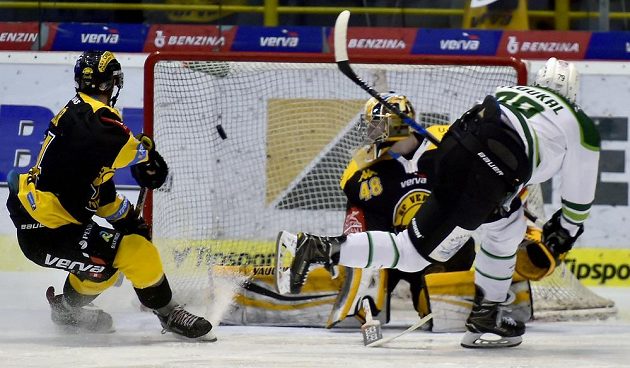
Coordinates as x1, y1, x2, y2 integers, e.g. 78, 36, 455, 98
475, 267, 513, 281
479, 244, 517, 260
388, 233, 399, 268
366, 232, 374, 268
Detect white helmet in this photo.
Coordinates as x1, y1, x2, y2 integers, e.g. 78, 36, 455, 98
534, 57, 579, 104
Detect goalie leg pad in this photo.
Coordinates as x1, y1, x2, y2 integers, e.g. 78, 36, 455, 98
327, 267, 388, 328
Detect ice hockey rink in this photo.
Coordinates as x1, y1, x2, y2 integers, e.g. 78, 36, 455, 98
1, 270, 629, 368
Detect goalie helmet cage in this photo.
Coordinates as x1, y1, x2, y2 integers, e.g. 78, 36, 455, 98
144, 51, 615, 322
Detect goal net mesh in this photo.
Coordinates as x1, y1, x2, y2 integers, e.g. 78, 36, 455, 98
147, 55, 615, 322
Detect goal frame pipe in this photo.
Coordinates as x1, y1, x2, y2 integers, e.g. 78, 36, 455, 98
143, 51, 527, 225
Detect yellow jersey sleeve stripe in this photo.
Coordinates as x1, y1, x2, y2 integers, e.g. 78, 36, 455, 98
97, 194, 131, 221
112, 135, 149, 169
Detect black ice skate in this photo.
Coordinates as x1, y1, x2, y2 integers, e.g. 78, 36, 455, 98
461, 286, 525, 348
155, 305, 217, 342
274, 231, 344, 295
46, 286, 114, 333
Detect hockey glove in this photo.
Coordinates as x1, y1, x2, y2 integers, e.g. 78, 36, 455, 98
131, 134, 168, 189
542, 209, 584, 258
110, 204, 151, 240
515, 227, 557, 281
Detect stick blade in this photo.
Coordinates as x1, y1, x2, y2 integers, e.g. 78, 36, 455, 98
334, 10, 350, 62
360, 298, 382, 346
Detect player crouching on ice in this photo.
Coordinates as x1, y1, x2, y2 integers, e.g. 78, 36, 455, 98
5, 50, 216, 341
276, 57, 599, 348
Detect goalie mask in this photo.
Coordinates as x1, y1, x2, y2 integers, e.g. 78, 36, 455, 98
533, 57, 579, 104
74, 50, 124, 106
359, 93, 416, 147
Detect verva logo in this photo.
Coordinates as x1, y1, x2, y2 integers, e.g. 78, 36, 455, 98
144, 25, 235, 52
498, 31, 590, 59
260, 29, 299, 47
81, 30, 120, 44
439, 32, 480, 51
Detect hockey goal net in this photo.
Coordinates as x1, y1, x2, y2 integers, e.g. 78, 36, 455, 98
144, 52, 615, 322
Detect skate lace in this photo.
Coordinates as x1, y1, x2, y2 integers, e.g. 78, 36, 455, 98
496, 290, 518, 327
495, 305, 518, 327
161, 306, 199, 334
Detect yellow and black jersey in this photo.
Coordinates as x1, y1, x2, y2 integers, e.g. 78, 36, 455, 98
340, 125, 449, 233
16, 92, 149, 228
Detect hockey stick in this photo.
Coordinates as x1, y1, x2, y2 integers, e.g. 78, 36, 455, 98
333, 10, 440, 147
366, 313, 434, 347
136, 186, 148, 215
524, 207, 545, 228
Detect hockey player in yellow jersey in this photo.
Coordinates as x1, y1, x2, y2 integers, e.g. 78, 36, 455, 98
5, 50, 216, 341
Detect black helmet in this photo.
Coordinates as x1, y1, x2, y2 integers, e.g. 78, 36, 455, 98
74, 50, 123, 102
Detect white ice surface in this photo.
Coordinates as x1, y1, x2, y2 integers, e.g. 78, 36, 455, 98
1, 270, 629, 368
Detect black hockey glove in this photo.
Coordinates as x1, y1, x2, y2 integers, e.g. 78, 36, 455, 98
110, 204, 151, 240
131, 134, 168, 190
542, 209, 584, 258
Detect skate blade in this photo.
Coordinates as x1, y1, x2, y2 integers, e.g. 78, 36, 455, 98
460, 331, 522, 349
168, 330, 218, 343
53, 324, 116, 334
274, 231, 297, 295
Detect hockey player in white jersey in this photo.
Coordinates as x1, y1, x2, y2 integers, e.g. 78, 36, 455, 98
275, 57, 600, 348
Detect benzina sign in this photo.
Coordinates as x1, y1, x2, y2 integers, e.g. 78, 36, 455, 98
497, 31, 591, 59
144, 24, 236, 52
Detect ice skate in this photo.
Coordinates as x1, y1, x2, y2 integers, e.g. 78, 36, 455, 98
155, 305, 217, 342
461, 286, 525, 348
46, 286, 114, 333
274, 231, 344, 295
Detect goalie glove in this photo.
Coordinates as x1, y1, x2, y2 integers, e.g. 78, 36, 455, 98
110, 203, 151, 240
515, 227, 557, 281
542, 209, 584, 257
131, 134, 168, 190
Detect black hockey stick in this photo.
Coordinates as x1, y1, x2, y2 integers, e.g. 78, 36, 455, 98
333, 10, 440, 147
136, 186, 148, 215
524, 207, 545, 228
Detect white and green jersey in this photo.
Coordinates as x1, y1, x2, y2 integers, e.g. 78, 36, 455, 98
495, 85, 600, 228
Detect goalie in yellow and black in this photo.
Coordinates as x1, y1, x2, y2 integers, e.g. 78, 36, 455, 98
5, 50, 215, 341
326, 93, 479, 330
